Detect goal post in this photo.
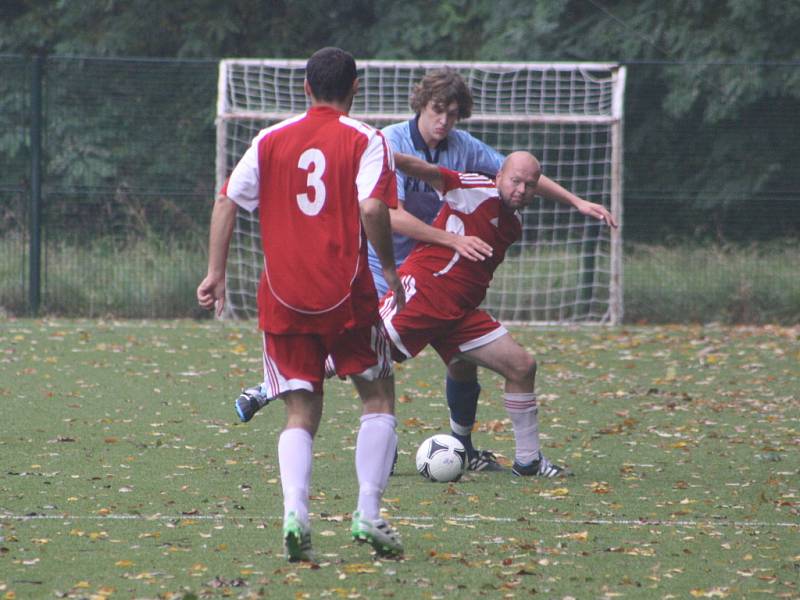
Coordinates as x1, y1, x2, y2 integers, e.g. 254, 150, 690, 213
216, 59, 626, 324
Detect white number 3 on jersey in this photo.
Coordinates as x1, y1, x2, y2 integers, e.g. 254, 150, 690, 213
296, 148, 327, 216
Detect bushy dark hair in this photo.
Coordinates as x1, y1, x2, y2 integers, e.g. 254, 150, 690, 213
409, 67, 473, 120
305, 47, 358, 102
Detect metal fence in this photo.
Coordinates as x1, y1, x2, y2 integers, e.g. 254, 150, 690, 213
0, 55, 217, 317
1, 55, 798, 322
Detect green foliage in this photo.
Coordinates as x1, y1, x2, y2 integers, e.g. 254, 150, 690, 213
37, 56, 217, 195
1, 0, 799, 243
0, 55, 217, 251
0, 0, 382, 58
0, 56, 30, 193
473, 1, 800, 223
368, 0, 494, 60
0, 235, 208, 318
624, 242, 800, 324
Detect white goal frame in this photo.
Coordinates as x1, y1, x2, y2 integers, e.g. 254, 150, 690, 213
216, 59, 625, 324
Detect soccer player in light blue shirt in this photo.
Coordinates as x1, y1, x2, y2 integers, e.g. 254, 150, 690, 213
367, 68, 508, 472
367, 114, 503, 296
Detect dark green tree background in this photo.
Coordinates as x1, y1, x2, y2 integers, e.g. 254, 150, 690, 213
2, 0, 799, 241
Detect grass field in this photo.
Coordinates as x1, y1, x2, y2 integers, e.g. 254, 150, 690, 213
1, 320, 798, 599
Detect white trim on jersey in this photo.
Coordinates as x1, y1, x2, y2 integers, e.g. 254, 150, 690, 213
342, 120, 391, 203
460, 173, 494, 185
379, 274, 417, 360
382, 133, 396, 170
441, 181, 498, 215
261, 333, 315, 399
227, 112, 307, 212
352, 324, 394, 381
339, 114, 375, 136
338, 117, 394, 168
383, 317, 412, 360
322, 324, 394, 382
433, 214, 465, 278
457, 323, 508, 354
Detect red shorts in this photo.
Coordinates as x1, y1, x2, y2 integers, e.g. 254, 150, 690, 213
380, 281, 507, 364
260, 323, 392, 398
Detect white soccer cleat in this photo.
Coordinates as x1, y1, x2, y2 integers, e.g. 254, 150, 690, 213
351, 511, 403, 558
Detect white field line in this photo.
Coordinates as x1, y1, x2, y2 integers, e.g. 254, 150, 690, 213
2, 513, 797, 530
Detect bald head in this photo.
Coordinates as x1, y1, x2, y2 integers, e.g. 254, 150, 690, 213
501, 151, 541, 176
496, 151, 541, 210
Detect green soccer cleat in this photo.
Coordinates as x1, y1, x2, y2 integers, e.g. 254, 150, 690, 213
351, 511, 403, 558
283, 511, 313, 562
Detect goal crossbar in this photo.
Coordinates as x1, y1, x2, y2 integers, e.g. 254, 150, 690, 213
218, 111, 620, 125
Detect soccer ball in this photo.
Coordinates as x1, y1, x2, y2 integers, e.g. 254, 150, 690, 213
415, 434, 467, 482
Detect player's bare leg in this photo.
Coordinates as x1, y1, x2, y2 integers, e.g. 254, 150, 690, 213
460, 334, 568, 478
349, 374, 403, 557
282, 390, 323, 435
278, 390, 323, 561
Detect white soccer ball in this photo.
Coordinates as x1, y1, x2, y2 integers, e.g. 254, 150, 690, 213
415, 434, 467, 482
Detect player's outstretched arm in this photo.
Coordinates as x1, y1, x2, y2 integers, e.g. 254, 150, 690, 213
361, 197, 405, 310
197, 194, 238, 316
536, 175, 617, 228
393, 152, 444, 191
389, 203, 492, 262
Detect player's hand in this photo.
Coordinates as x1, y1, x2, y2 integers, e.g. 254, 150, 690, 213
449, 233, 493, 262
197, 275, 226, 317
577, 199, 617, 228
384, 270, 406, 313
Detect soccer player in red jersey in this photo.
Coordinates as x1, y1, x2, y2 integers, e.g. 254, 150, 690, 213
380, 152, 616, 478
197, 47, 405, 561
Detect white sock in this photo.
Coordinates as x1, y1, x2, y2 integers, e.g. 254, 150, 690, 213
278, 428, 313, 524
449, 418, 472, 437
355, 413, 397, 520
504, 392, 539, 465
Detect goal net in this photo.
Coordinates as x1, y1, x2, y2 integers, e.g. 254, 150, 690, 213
216, 60, 625, 324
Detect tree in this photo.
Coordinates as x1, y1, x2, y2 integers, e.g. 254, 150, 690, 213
471, 0, 800, 239
2, 0, 798, 241
0, 0, 380, 58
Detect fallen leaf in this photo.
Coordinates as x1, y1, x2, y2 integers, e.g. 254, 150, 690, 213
343, 564, 377, 574
556, 531, 588, 542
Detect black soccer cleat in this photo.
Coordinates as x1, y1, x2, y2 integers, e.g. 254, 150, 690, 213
235, 385, 270, 423
467, 449, 506, 472
511, 451, 569, 478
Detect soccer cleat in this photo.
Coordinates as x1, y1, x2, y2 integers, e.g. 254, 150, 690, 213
467, 449, 505, 472
235, 385, 270, 423
283, 511, 313, 562
511, 451, 568, 478
351, 511, 403, 558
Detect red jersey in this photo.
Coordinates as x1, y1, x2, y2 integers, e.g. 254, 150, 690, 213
226, 106, 397, 334
398, 167, 522, 318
